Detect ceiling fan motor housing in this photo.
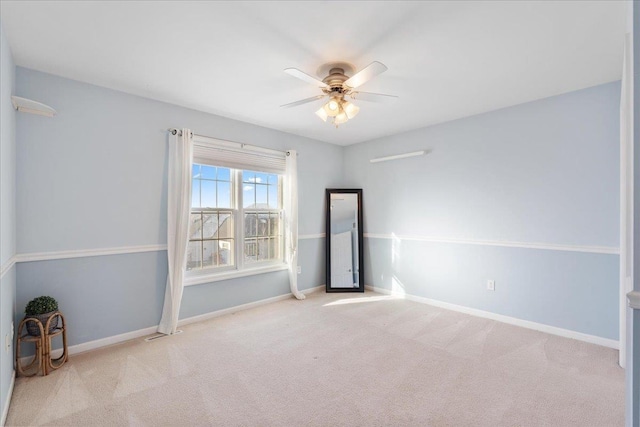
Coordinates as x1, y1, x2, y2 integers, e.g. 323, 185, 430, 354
323, 68, 350, 95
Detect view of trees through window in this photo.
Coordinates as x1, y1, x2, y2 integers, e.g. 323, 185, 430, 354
187, 164, 283, 272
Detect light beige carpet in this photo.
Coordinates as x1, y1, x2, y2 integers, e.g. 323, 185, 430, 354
6, 291, 624, 426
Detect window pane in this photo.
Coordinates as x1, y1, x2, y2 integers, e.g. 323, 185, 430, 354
245, 213, 257, 237
203, 240, 217, 268
217, 181, 231, 208
243, 171, 255, 183
256, 185, 267, 207
257, 213, 269, 237
192, 164, 201, 179
218, 239, 234, 267
191, 180, 200, 208
190, 213, 202, 240
255, 172, 268, 185
269, 237, 280, 259
257, 238, 269, 261
268, 185, 278, 209
244, 238, 257, 263
268, 174, 278, 185
217, 167, 231, 181
201, 165, 216, 179
218, 213, 233, 239
269, 213, 279, 236
202, 213, 215, 239
201, 180, 216, 208
187, 241, 202, 270
243, 184, 255, 208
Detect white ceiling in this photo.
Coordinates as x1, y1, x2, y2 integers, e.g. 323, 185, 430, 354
0, 1, 627, 146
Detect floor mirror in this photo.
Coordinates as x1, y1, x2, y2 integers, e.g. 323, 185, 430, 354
325, 189, 364, 292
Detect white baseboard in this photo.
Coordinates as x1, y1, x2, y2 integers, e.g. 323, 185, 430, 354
177, 285, 324, 327
18, 325, 159, 366
22, 285, 326, 362
67, 326, 159, 356
1, 370, 15, 427
366, 285, 619, 349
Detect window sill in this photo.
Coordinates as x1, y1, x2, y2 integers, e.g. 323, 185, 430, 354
184, 263, 289, 287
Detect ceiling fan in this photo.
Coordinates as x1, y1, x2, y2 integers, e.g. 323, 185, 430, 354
281, 61, 397, 127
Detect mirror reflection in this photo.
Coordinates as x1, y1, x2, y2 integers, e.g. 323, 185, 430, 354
326, 189, 364, 292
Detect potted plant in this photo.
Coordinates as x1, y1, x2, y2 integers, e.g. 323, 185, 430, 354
24, 296, 59, 336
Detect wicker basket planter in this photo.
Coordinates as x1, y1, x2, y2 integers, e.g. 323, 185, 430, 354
26, 312, 58, 336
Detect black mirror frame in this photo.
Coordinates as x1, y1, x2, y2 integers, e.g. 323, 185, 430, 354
325, 188, 364, 293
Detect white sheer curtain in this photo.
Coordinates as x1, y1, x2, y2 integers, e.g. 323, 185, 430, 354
285, 149, 305, 300
158, 129, 193, 334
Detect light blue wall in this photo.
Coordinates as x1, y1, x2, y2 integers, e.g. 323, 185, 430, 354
345, 81, 621, 340
0, 25, 15, 268
16, 67, 342, 253
366, 239, 618, 338
0, 20, 17, 422
14, 68, 343, 347
16, 253, 166, 346
1, 269, 16, 371
12, 69, 622, 347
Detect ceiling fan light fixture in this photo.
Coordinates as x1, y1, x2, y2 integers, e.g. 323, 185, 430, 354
342, 101, 360, 119
334, 111, 349, 125
315, 107, 328, 122
324, 98, 341, 117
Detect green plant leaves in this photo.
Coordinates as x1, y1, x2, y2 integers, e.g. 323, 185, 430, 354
25, 296, 58, 315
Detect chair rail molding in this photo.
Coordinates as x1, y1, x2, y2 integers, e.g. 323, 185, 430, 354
0, 255, 16, 280
299, 233, 326, 240
15, 244, 168, 263
364, 233, 619, 255
12, 234, 327, 264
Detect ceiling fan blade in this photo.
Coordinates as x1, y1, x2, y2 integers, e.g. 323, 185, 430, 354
280, 95, 327, 108
349, 91, 398, 104
344, 61, 388, 88
284, 68, 329, 88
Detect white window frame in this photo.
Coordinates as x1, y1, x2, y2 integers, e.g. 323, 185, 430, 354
185, 136, 288, 286
239, 170, 284, 266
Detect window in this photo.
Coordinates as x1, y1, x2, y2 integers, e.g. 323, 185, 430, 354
242, 170, 282, 264
187, 163, 284, 276
188, 164, 235, 271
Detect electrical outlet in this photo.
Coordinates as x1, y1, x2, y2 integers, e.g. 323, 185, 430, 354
487, 280, 495, 291
6, 321, 14, 354
297, 266, 302, 274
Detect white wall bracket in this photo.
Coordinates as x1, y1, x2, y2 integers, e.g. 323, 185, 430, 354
370, 150, 426, 163
627, 291, 640, 309
11, 96, 56, 117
